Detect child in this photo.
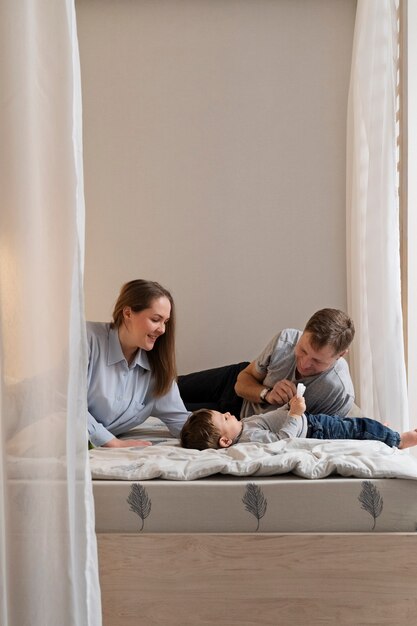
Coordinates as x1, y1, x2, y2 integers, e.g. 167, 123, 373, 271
180, 395, 417, 451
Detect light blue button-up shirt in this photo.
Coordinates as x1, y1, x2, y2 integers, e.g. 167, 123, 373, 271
87, 321, 190, 447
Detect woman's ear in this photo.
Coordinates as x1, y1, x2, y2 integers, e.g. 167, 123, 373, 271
122, 306, 132, 322
218, 436, 232, 449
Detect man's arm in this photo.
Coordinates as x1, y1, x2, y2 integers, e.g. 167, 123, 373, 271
235, 362, 297, 407
234, 361, 267, 403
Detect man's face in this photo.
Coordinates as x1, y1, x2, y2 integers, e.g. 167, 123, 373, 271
294, 331, 345, 377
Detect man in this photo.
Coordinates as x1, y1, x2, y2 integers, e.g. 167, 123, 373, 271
178, 308, 355, 418
236, 308, 354, 418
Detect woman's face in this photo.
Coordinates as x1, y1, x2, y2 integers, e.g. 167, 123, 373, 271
123, 296, 171, 351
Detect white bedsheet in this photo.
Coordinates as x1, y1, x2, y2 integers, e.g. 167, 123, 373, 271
89, 438, 417, 481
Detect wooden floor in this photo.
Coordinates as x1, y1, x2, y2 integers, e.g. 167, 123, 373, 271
97, 532, 417, 626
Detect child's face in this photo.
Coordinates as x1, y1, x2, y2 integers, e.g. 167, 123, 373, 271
210, 411, 242, 446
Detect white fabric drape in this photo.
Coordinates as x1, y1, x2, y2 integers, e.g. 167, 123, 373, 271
0, 2, 101, 625
346, 0, 408, 431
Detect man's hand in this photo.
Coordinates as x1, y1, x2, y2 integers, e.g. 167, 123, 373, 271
267, 379, 297, 406
288, 396, 306, 417
102, 438, 152, 448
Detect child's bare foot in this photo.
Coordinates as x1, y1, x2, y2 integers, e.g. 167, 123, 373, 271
399, 429, 417, 449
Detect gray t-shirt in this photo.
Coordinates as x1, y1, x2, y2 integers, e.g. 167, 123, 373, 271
240, 328, 354, 418
239, 408, 308, 443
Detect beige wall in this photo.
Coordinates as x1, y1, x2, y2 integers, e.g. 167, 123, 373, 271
76, 0, 356, 373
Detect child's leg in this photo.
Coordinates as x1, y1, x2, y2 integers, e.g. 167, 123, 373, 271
306, 413, 401, 447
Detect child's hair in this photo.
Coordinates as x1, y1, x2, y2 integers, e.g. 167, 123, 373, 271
304, 308, 355, 354
180, 409, 221, 450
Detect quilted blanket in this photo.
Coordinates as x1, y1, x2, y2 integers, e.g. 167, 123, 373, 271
89, 437, 417, 481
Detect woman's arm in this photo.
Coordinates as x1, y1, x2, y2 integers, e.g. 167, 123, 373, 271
152, 382, 190, 437
88, 410, 151, 448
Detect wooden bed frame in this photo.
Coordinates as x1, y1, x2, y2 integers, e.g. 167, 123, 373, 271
97, 532, 417, 626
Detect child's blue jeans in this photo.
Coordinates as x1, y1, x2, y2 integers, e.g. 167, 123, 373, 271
306, 413, 401, 448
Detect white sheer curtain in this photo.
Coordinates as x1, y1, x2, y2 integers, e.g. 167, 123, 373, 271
346, 0, 408, 431
0, 2, 101, 625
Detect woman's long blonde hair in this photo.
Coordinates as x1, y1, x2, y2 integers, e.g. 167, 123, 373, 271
111, 280, 177, 396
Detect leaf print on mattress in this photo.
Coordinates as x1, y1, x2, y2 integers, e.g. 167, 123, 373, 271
358, 480, 383, 530
127, 483, 152, 531
242, 482, 267, 531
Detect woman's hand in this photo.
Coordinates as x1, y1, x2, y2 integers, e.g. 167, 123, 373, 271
102, 438, 152, 448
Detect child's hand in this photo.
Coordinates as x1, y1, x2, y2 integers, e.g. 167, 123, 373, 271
289, 396, 306, 417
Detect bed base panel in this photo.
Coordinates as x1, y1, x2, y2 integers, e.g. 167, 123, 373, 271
97, 532, 417, 626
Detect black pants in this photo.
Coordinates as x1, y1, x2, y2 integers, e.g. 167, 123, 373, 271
177, 362, 250, 418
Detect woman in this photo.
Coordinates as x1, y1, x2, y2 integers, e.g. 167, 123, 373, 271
87, 280, 190, 447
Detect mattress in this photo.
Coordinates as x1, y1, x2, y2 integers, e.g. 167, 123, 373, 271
91, 416, 417, 533
92, 473, 417, 534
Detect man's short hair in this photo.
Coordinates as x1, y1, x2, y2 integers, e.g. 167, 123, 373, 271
304, 308, 355, 354
180, 409, 221, 450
